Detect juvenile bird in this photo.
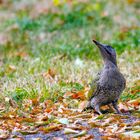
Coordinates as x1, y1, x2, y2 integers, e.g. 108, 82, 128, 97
85, 40, 126, 114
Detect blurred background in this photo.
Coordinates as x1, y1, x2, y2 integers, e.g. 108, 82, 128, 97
0, 0, 140, 103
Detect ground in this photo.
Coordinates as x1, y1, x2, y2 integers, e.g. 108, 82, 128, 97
0, 0, 140, 139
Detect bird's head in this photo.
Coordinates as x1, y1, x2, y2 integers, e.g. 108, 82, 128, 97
93, 40, 117, 66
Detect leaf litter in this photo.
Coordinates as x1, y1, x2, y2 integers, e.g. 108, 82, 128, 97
0, 0, 140, 139
0, 87, 140, 140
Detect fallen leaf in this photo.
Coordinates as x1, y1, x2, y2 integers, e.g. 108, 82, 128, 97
0, 129, 10, 139
48, 68, 56, 78
44, 100, 53, 107
94, 114, 105, 120
70, 134, 93, 140
121, 130, 140, 139
128, 98, 140, 107
45, 108, 53, 113
31, 98, 39, 106
72, 91, 86, 100
89, 121, 101, 128
40, 124, 62, 133
64, 128, 79, 134
35, 121, 49, 127
69, 113, 92, 119
41, 116, 49, 121
8, 65, 16, 72
9, 99, 18, 108
72, 130, 87, 138
67, 124, 87, 131
16, 52, 28, 58
21, 118, 36, 123
52, 137, 64, 140
18, 130, 38, 135
132, 121, 140, 126
57, 118, 69, 125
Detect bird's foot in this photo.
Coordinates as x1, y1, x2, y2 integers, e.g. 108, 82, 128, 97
112, 101, 121, 114
94, 105, 102, 115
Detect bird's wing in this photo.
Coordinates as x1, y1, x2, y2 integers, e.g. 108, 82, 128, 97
88, 71, 101, 100
109, 69, 126, 90
99, 68, 126, 90
89, 84, 101, 100
90, 71, 101, 87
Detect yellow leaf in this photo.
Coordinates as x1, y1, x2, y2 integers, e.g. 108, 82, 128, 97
53, 0, 60, 6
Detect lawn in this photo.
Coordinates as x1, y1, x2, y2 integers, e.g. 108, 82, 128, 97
0, 0, 140, 139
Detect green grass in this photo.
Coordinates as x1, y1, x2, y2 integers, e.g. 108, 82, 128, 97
0, 0, 140, 107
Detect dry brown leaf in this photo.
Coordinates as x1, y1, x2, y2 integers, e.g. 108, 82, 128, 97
31, 107, 42, 115
127, 0, 135, 4
44, 100, 53, 107
16, 51, 28, 58
39, 124, 62, 133
44, 108, 53, 113
101, 136, 119, 140
21, 117, 36, 123
102, 117, 119, 126
89, 121, 101, 128
9, 99, 18, 108
72, 91, 86, 100
69, 113, 92, 119
128, 98, 140, 107
40, 116, 49, 121
48, 68, 56, 78
31, 98, 39, 106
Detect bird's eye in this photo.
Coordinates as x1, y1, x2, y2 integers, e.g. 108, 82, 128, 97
106, 49, 112, 55
104, 46, 111, 54
107, 45, 111, 49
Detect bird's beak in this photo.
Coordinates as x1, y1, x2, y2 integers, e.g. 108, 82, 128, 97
92, 40, 105, 49
92, 40, 108, 59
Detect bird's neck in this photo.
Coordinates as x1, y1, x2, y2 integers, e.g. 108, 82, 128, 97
104, 60, 117, 68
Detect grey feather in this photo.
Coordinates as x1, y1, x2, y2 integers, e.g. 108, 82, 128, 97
84, 40, 126, 114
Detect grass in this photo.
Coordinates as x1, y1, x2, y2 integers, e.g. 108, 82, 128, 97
0, 0, 140, 107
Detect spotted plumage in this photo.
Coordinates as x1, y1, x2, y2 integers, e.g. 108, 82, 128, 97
85, 40, 126, 114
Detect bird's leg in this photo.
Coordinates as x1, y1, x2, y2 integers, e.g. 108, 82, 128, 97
112, 101, 121, 114
94, 104, 102, 115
